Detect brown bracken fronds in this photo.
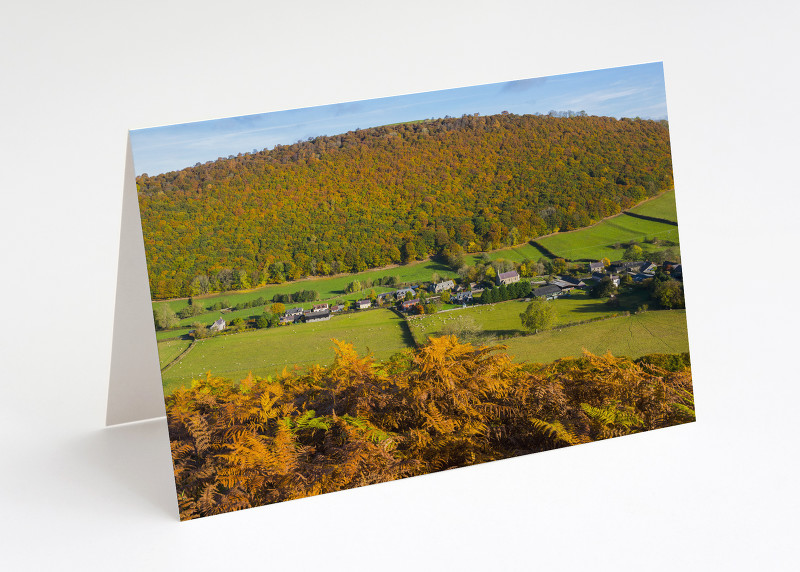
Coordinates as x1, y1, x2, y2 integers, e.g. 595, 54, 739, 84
166, 338, 694, 520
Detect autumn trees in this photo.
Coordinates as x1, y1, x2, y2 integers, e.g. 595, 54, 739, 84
137, 113, 674, 299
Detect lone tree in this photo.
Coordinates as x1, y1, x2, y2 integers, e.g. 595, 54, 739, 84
345, 279, 362, 294
590, 276, 617, 298
153, 303, 179, 330
519, 299, 557, 334
270, 302, 286, 316
623, 244, 644, 261
653, 279, 685, 309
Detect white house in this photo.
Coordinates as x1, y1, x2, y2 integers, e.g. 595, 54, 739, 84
210, 318, 226, 332
356, 299, 371, 310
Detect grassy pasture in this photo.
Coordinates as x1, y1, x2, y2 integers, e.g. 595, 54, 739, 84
408, 290, 650, 344
157, 339, 192, 369
627, 190, 679, 222
499, 310, 689, 364
536, 191, 680, 261
159, 309, 413, 394
464, 243, 545, 266
536, 213, 679, 262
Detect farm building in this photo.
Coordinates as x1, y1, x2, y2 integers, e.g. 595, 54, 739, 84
429, 280, 455, 293
210, 318, 226, 332
312, 303, 329, 312
589, 261, 605, 273
400, 298, 420, 311
303, 309, 331, 323
356, 299, 371, 310
558, 275, 586, 287
532, 284, 563, 300
497, 270, 520, 286
285, 307, 304, 318
612, 260, 645, 273
279, 315, 296, 325
550, 279, 577, 292
330, 304, 345, 313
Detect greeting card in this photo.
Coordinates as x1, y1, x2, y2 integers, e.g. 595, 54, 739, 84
110, 62, 694, 520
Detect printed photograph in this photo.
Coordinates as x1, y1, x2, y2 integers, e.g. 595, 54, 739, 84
131, 62, 694, 520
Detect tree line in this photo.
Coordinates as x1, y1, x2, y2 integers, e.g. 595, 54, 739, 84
138, 113, 674, 299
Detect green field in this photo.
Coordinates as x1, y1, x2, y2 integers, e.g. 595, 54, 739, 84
500, 310, 689, 363
627, 190, 679, 222
158, 309, 413, 394
157, 339, 193, 369
536, 193, 680, 262
408, 291, 650, 344
464, 243, 546, 266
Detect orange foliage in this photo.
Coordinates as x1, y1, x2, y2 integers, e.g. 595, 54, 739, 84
167, 337, 693, 520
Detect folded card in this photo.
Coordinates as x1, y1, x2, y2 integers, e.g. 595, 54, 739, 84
110, 62, 694, 520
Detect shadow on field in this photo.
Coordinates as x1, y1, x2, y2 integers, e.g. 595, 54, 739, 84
398, 318, 419, 348
622, 212, 678, 226
529, 241, 558, 260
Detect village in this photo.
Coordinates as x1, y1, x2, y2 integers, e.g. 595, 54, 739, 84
203, 257, 684, 334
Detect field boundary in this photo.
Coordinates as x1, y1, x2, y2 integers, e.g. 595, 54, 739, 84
161, 340, 196, 373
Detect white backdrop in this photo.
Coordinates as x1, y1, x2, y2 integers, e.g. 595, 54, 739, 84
1, 1, 798, 570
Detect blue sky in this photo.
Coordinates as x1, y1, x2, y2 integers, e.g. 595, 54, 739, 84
130, 62, 667, 177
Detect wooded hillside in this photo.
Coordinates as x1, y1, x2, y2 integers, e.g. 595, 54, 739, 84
137, 113, 673, 299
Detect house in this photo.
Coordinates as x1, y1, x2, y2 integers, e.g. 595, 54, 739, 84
662, 261, 679, 270
303, 309, 331, 323
640, 261, 657, 274
497, 270, 520, 286
589, 261, 605, 273
395, 287, 416, 299
285, 307, 304, 318
624, 260, 646, 272
356, 299, 371, 310
279, 315, 296, 325
609, 274, 620, 287
330, 304, 345, 313
210, 318, 226, 332
400, 298, 420, 311
312, 303, 329, 312
531, 284, 563, 300
451, 291, 473, 304
429, 279, 455, 293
